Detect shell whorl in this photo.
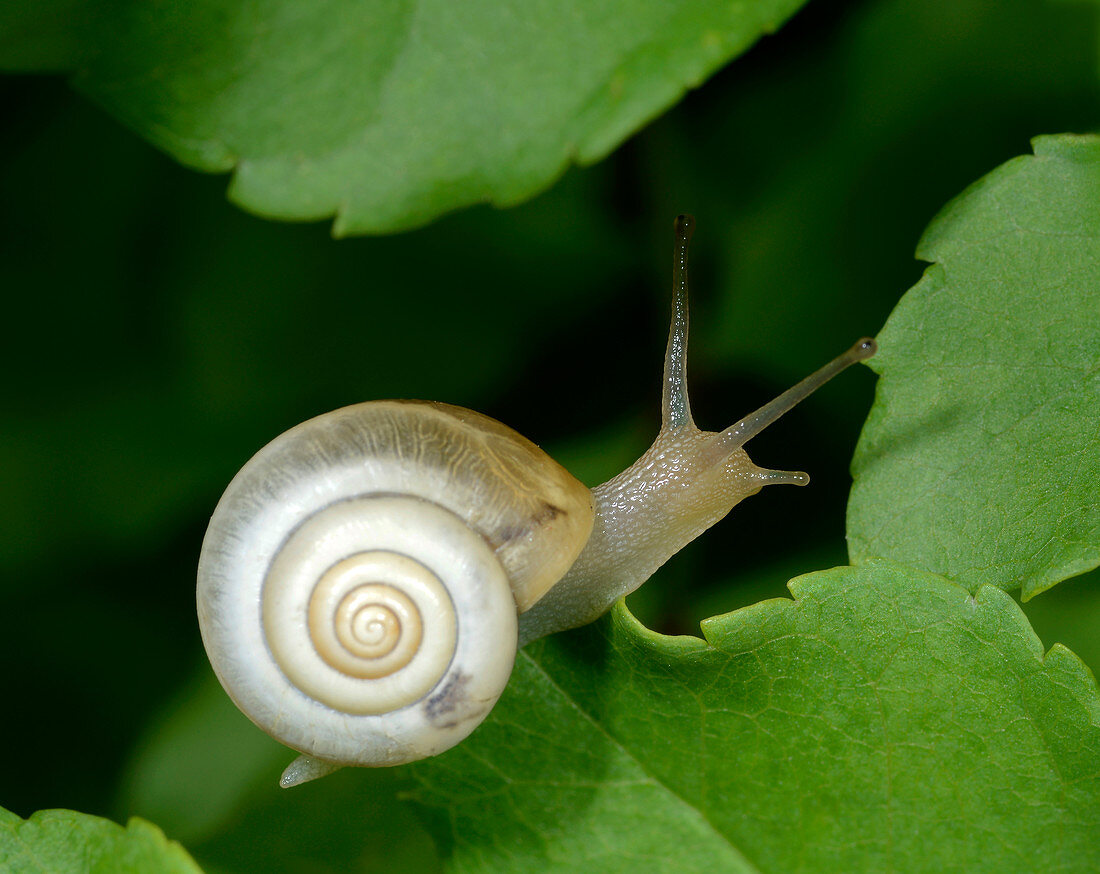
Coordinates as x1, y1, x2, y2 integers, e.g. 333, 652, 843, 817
197, 400, 594, 766
262, 499, 462, 716
306, 556, 428, 681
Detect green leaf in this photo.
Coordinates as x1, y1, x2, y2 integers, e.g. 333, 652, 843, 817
0, 1, 98, 70
0, 807, 203, 874
117, 670, 289, 846
117, 669, 441, 874
0, 86, 629, 578
5, 0, 811, 234
411, 561, 1100, 874
847, 134, 1100, 599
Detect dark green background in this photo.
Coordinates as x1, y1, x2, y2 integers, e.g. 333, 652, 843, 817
2, 0, 1098, 870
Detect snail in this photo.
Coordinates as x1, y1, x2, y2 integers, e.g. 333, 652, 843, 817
197, 215, 876, 787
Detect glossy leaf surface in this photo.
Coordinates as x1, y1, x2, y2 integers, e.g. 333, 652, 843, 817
411, 562, 1100, 873
0, 807, 203, 874
848, 135, 1100, 599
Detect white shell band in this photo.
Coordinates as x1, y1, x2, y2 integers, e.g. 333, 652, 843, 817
199, 493, 518, 766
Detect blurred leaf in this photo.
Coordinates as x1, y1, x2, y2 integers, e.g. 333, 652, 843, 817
0, 83, 630, 577
0, 1, 97, 70
411, 561, 1100, 873
848, 134, 1100, 598
673, 0, 1100, 382
189, 767, 440, 874
118, 670, 440, 873
118, 670, 288, 846
6, 0, 810, 234
0, 807, 203, 874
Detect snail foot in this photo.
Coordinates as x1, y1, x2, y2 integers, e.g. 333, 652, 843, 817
280, 754, 343, 788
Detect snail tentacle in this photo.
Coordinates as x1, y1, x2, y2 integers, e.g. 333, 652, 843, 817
663, 213, 697, 431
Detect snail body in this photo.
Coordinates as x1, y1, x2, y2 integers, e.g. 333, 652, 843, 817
197, 216, 876, 786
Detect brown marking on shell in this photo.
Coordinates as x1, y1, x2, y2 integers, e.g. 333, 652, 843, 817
422, 671, 495, 731
489, 501, 565, 549
423, 671, 470, 722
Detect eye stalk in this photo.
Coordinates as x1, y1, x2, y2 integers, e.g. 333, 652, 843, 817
517, 216, 878, 645
661, 213, 877, 452
663, 214, 697, 430
712, 336, 878, 454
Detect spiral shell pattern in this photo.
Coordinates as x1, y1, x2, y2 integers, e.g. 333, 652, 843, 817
199, 492, 518, 767
197, 401, 592, 767
263, 497, 470, 717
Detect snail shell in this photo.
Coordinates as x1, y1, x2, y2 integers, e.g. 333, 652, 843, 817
197, 400, 594, 767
